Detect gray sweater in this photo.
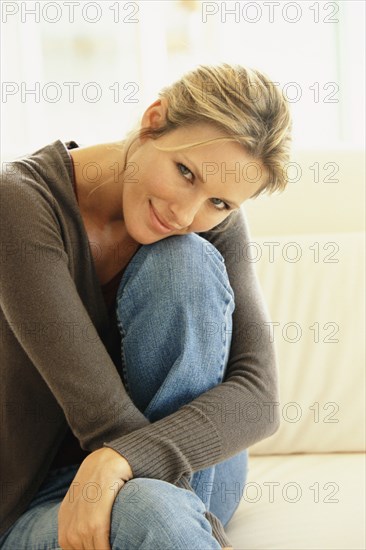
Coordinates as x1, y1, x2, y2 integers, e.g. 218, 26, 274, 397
0, 139, 280, 547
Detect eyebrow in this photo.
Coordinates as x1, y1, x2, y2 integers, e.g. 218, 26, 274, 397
180, 153, 241, 209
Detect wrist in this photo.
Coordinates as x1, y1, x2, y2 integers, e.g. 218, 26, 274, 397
90, 446, 134, 480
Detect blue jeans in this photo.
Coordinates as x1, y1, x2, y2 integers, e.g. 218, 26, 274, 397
0, 233, 248, 549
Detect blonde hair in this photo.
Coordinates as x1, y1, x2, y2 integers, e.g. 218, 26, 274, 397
121, 63, 292, 233
127, 63, 292, 185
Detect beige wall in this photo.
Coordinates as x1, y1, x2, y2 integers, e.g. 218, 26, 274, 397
243, 149, 365, 237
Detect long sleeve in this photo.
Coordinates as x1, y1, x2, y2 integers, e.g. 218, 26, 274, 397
103, 208, 281, 482
1, 147, 278, 547
0, 164, 151, 452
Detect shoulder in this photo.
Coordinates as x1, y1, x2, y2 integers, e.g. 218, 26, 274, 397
1, 159, 57, 220
0, 153, 66, 257
197, 209, 252, 256
1, 140, 73, 196
1, 140, 76, 216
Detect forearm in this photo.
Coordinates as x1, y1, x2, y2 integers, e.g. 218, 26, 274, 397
102, 210, 280, 483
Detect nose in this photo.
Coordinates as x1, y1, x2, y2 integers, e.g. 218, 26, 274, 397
169, 201, 199, 230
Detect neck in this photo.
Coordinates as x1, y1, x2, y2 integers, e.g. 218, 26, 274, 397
70, 140, 127, 228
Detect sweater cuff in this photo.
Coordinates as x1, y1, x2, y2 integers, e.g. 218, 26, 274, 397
103, 404, 222, 483
205, 510, 232, 548
175, 476, 232, 548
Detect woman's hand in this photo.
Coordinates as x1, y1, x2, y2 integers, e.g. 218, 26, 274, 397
58, 447, 133, 550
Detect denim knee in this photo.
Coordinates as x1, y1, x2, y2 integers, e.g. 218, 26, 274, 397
116, 233, 235, 317
114, 233, 236, 421
109, 477, 220, 549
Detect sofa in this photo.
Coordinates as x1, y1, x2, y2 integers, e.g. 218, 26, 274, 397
224, 150, 365, 550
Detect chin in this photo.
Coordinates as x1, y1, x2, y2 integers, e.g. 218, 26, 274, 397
124, 222, 161, 246
137, 235, 160, 245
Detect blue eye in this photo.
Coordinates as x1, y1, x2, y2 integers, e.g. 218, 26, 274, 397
176, 163, 231, 212
211, 198, 231, 211
177, 162, 193, 180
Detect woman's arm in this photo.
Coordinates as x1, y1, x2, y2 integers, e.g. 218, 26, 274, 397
1, 162, 278, 472
0, 165, 151, 449
1, 167, 276, 548
2, 163, 279, 481
102, 207, 281, 481
1, 165, 152, 548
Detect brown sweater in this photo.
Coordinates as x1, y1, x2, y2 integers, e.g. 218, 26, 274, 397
0, 140, 280, 547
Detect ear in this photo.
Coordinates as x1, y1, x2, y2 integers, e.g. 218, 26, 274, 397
140, 97, 169, 131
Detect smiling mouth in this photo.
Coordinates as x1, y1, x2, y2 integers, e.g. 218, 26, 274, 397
149, 201, 177, 233
155, 208, 176, 229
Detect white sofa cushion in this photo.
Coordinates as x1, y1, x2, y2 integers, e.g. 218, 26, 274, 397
248, 232, 365, 454
225, 453, 366, 550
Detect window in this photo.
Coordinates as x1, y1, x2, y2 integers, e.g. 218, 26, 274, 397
1, 0, 364, 159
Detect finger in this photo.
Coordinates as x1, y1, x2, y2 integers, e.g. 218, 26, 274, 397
68, 535, 91, 550
92, 530, 111, 550
82, 534, 95, 550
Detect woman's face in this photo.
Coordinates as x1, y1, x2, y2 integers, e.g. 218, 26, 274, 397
122, 116, 267, 245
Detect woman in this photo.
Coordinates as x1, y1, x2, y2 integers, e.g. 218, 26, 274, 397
0, 63, 292, 549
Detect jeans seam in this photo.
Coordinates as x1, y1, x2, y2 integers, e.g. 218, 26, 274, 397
115, 310, 131, 398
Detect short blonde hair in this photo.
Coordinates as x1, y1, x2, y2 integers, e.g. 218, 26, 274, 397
126, 63, 292, 192
122, 63, 293, 232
